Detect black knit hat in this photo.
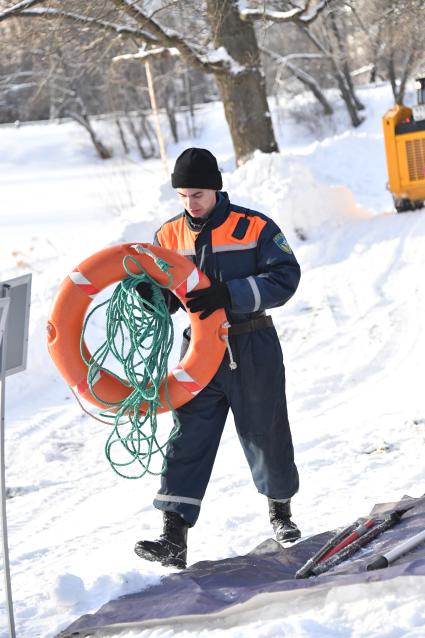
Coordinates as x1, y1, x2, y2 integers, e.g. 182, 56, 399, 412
171, 148, 222, 190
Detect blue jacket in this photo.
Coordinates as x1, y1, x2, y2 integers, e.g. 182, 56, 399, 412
154, 191, 301, 323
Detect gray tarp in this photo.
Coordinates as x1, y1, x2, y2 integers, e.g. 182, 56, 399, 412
59, 494, 425, 637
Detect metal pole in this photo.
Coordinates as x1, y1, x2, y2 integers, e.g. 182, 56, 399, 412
0, 284, 16, 638
367, 528, 425, 570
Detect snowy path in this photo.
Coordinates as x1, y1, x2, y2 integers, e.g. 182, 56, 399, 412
287, 212, 425, 535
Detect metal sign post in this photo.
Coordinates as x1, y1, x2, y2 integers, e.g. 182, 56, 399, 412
1, 290, 15, 638
0, 274, 32, 638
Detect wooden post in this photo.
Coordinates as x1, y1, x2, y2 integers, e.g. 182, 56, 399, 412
145, 60, 168, 175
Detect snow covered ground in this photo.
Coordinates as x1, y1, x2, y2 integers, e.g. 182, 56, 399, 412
1, 83, 425, 637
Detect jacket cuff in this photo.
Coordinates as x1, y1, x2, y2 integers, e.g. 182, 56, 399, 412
226, 277, 261, 313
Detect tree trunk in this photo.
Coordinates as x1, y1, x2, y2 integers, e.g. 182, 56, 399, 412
300, 25, 364, 128
115, 116, 129, 154
328, 10, 364, 112
396, 46, 416, 104
387, 52, 398, 102
285, 62, 333, 115
67, 109, 112, 159
334, 65, 364, 127
65, 94, 112, 159
206, 0, 278, 165
140, 113, 157, 157
183, 69, 196, 138
126, 110, 149, 159
343, 60, 364, 110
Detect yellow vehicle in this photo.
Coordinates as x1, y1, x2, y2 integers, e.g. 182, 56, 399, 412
382, 76, 425, 212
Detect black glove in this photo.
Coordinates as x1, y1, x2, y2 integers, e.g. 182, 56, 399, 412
135, 281, 154, 302
186, 281, 230, 320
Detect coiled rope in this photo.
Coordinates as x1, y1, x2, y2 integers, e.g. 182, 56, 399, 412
79, 254, 180, 479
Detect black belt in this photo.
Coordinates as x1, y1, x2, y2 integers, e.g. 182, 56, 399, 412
228, 316, 273, 336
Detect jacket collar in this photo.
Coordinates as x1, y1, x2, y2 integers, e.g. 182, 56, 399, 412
185, 191, 230, 232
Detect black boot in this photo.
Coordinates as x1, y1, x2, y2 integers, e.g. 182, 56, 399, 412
268, 498, 301, 543
134, 511, 188, 569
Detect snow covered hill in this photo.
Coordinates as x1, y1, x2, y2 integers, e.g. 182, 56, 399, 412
1, 83, 425, 637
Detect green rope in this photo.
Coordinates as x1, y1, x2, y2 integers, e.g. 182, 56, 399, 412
80, 254, 180, 479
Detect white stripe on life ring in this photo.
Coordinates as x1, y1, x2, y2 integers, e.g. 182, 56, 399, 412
73, 369, 102, 395
174, 267, 200, 299
69, 269, 100, 298
171, 363, 203, 395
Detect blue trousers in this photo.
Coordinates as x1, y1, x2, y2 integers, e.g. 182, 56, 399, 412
153, 326, 299, 526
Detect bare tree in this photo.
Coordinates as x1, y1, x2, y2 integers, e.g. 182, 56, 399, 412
376, 0, 425, 104
262, 47, 334, 115
0, 16, 49, 121
0, 4, 118, 157
206, 0, 277, 161
347, 0, 425, 104
0, 0, 330, 164
244, 1, 371, 127
295, 5, 365, 126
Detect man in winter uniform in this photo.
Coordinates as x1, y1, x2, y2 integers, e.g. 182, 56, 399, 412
135, 148, 301, 569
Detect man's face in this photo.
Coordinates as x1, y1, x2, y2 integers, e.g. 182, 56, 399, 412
176, 188, 216, 219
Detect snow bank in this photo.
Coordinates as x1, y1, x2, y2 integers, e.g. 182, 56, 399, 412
52, 570, 160, 612
224, 151, 371, 241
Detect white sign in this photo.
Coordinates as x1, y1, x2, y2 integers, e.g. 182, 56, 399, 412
0, 274, 32, 376
0, 298, 10, 347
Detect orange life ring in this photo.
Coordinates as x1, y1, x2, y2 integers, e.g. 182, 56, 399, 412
47, 242, 228, 414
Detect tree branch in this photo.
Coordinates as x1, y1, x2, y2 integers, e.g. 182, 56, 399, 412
298, 23, 334, 57
113, 46, 180, 63
261, 48, 328, 64
1, 0, 236, 76
110, 0, 233, 75
261, 45, 333, 115
240, 0, 331, 25
0, 0, 45, 21
0, 6, 158, 43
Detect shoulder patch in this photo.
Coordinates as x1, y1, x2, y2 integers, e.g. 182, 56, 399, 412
273, 232, 293, 254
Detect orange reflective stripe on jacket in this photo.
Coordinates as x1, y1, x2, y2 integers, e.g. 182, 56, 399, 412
211, 210, 267, 252
156, 214, 197, 255
157, 210, 267, 254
